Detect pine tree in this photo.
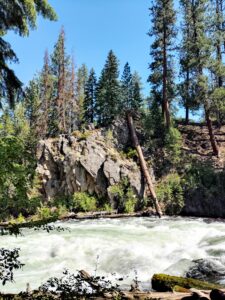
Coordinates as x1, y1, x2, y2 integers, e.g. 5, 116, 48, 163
0, 0, 56, 107
51, 27, 70, 134
67, 57, 78, 134
185, 0, 220, 156
83, 68, 97, 124
179, 0, 199, 124
148, 0, 176, 128
121, 62, 133, 110
131, 72, 143, 111
77, 64, 89, 126
96, 50, 121, 126
24, 77, 41, 137
38, 50, 54, 138
208, 0, 225, 126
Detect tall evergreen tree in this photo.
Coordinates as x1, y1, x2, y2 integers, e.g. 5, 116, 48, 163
208, 0, 225, 126
83, 68, 97, 124
121, 62, 133, 109
51, 27, 70, 134
67, 57, 78, 133
0, 0, 57, 108
131, 72, 143, 111
24, 77, 41, 137
148, 0, 176, 128
77, 64, 89, 126
179, 0, 199, 124
96, 50, 121, 125
185, 0, 220, 156
38, 50, 53, 138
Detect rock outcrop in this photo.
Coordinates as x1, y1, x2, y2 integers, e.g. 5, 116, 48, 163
36, 128, 146, 205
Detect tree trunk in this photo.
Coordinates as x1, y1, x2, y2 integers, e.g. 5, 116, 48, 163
205, 107, 220, 157
185, 106, 189, 125
126, 113, 162, 218
216, 0, 223, 88
185, 69, 190, 125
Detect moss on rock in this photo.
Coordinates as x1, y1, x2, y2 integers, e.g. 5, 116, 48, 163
151, 273, 223, 292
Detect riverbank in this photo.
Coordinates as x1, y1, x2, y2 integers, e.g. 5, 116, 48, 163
0, 210, 158, 231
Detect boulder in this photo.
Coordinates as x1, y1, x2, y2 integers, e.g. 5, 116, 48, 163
36, 130, 149, 205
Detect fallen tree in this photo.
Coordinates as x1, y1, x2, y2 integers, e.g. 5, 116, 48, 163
126, 112, 162, 218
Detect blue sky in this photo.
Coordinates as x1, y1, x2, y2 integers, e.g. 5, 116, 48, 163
6, 0, 151, 95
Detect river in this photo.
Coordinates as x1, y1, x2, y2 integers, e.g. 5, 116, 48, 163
1, 216, 225, 293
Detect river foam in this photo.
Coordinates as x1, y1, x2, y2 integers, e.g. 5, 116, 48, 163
1, 216, 225, 292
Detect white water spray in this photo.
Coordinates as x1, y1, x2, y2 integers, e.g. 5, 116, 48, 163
1, 216, 225, 293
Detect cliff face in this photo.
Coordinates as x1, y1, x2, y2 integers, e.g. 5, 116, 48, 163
36, 127, 146, 205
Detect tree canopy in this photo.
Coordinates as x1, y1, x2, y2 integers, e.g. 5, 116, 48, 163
0, 0, 57, 107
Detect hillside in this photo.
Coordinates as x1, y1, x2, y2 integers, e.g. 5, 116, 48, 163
178, 123, 225, 170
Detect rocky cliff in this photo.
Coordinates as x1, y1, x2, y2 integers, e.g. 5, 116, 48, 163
36, 125, 147, 206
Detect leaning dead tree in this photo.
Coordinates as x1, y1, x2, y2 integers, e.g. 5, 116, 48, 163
126, 112, 162, 218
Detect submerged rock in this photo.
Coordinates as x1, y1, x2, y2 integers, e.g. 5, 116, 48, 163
186, 259, 225, 284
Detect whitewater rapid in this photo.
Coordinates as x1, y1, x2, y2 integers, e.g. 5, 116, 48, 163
1, 216, 225, 293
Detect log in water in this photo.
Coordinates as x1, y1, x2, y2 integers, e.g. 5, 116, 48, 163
1, 216, 225, 293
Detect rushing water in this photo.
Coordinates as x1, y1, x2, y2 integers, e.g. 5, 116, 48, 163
1, 216, 225, 293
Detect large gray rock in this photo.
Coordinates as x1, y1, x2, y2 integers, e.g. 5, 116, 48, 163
36, 130, 150, 203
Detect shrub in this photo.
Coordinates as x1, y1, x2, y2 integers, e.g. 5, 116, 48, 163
164, 127, 182, 166
72, 192, 97, 212
52, 196, 73, 210
156, 173, 184, 215
105, 129, 114, 147
119, 148, 137, 160
108, 178, 137, 213
102, 203, 113, 212
37, 205, 54, 220
8, 213, 26, 224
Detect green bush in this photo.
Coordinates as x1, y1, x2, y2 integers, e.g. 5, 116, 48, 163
37, 205, 54, 220
184, 161, 225, 199
156, 173, 184, 215
164, 127, 182, 165
108, 178, 137, 213
72, 192, 97, 212
52, 196, 73, 210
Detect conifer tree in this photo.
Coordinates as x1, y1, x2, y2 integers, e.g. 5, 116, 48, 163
38, 50, 53, 138
24, 77, 41, 137
179, 0, 198, 124
51, 27, 70, 134
77, 64, 89, 126
121, 62, 133, 109
67, 58, 78, 133
0, 0, 57, 107
96, 50, 121, 125
208, 0, 225, 126
185, 0, 220, 156
83, 68, 97, 124
148, 0, 176, 128
131, 72, 143, 111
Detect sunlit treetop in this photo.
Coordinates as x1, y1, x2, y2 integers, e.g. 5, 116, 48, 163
0, 0, 57, 36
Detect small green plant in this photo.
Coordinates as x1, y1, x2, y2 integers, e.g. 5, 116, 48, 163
119, 148, 137, 160
102, 203, 113, 212
72, 192, 97, 212
37, 205, 54, 220
105, 129, 114, 146
72, 130, 90, 141
56, 205, 69, 217
164, 127, 182, 165
108, 178, 137, 213
156, 173, 184, 215
8, 213, 26, 224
